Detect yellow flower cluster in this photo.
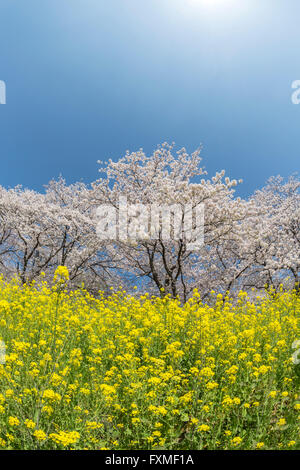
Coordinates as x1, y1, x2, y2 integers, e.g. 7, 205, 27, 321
0, 271, 299, 450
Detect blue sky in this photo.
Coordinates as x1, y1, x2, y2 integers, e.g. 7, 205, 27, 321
0, 0, 299, 197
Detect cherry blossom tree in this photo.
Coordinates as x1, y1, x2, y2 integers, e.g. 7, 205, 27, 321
0, 144, 298, 301
0, 180, 117, 293
244, 175, 300, 292
92, 143, 254, 301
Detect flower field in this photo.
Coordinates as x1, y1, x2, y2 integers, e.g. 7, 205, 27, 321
0, 267, 299, 450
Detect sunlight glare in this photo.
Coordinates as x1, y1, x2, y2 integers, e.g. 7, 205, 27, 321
187, 0, 236, 9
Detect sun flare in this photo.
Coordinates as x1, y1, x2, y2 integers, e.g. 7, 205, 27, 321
187, 0, 236, 8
